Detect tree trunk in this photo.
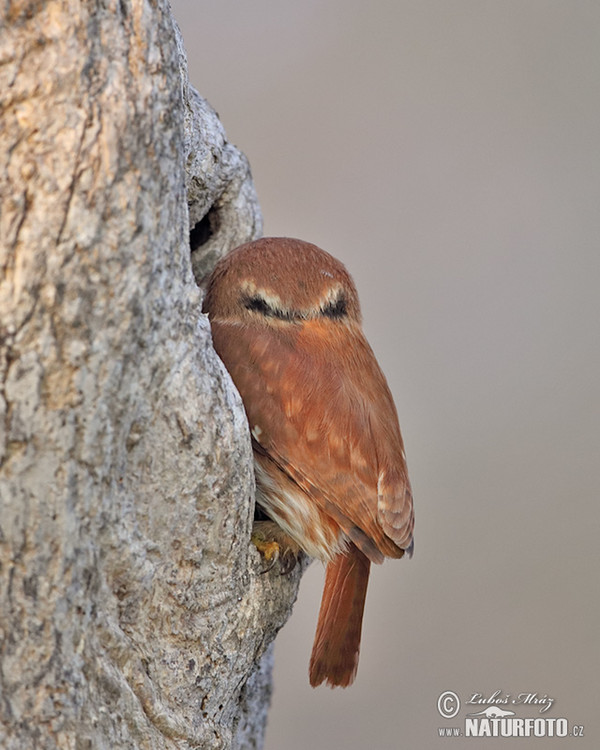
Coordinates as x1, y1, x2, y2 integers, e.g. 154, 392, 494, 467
0, 2, 302, 748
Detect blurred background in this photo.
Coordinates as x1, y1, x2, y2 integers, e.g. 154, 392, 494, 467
171, 2, 599, 747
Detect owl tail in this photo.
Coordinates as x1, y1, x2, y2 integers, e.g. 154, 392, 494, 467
309, 544, 371, 688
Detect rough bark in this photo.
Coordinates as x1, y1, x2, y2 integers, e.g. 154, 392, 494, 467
0, 2, 302, 748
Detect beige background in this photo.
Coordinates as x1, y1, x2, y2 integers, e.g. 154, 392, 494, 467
171, 2, 599, 747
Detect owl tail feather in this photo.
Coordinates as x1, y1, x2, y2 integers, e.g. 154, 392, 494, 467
309, 544, 371, 688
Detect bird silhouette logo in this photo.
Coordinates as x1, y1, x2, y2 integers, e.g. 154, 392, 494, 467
467, 706, 516, 718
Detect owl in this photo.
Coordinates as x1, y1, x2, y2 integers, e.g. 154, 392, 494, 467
203, 237, 413, 687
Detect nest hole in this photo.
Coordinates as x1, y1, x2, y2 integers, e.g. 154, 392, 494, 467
190, 205, 220, 252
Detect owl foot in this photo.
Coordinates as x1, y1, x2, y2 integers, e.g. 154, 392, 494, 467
251, 520, 301, 575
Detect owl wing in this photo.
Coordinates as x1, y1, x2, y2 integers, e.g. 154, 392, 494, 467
211, 319, 414, 563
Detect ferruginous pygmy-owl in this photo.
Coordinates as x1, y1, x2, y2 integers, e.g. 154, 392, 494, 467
202, 237, 414, 688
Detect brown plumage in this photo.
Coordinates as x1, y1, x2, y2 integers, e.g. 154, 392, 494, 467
203, 237, 414, 687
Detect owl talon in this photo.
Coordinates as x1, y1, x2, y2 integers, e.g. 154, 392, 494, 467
261, 558, 277, 575
252, 538, 280, 574
251, 533, 281, 574
278, 548, 299, 575
251, 521, 300, 575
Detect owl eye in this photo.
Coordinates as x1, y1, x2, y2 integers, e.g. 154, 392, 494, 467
243, 292, 347, 321
245, 295, 274, 315
320, 295, 347, 319
244, 295, 295, 321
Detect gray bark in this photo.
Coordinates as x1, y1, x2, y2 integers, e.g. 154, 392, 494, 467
0, 2, 302, 748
